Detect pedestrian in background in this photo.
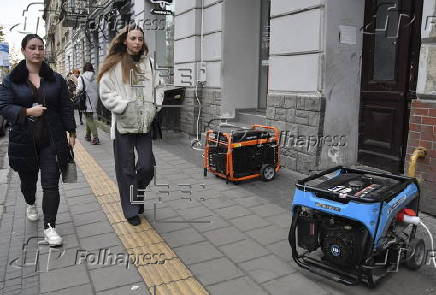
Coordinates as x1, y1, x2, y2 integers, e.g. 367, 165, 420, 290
72, 69, 84, 125
66, 71, 77, 102
77, 62, 100, 145
97, 24, 164, 226
0, 34, 76, 246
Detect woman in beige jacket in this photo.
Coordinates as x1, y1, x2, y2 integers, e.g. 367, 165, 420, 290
98, 24, 164, 226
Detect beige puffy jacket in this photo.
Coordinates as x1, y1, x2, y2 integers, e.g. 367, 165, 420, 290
99, 55, 164, 139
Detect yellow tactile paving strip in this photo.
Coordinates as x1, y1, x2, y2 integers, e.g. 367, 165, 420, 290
74, 140, 209, 295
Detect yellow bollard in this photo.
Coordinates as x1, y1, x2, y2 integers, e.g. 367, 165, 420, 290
407, 147, 427, 179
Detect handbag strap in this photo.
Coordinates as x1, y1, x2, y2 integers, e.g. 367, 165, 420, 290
149, 58, 158, 108
69, 145, 75, 160
80, 76, 86, 92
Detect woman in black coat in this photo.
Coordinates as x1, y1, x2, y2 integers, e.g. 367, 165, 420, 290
0, 34, 76, 246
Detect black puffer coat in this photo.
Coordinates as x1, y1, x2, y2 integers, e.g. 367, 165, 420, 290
0, 60, 76, 172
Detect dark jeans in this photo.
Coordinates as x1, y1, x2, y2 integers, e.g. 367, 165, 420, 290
18, 144, 61, 229
114, 128, 155, 219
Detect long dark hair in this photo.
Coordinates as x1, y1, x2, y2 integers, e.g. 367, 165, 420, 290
97, 24, 148, 83
83, 62, 94, 73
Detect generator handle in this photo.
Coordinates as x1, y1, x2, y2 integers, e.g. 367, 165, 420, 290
298, 166, 416, 185
252, 125, 281, 139
297, 166, 343, 185
295, 183, 379, 204
295, 183, 413, 204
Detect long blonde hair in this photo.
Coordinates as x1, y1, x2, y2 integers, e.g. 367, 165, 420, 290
97, 24, 148, 84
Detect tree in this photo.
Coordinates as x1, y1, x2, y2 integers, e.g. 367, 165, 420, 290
9, 49, 21, 69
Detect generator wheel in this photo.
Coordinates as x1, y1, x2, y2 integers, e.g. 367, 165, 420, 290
261, 164, 275, 181
405, 238, 425, 270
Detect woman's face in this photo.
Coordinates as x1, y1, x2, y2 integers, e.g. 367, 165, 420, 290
124, 29, 144, 55
22, 38, 45, 63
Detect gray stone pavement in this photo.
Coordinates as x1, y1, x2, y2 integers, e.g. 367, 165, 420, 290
0, 117, 435, 294
0, 131, 148, 295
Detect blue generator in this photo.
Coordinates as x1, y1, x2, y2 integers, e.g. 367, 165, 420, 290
289, 166, 426, 288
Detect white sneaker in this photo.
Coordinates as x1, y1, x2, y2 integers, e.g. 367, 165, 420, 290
26, 204, 39, 221
43, 223, 63, 246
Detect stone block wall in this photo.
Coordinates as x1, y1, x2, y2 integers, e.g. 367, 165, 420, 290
266, 93, 326, 174
180, 88, 222, 135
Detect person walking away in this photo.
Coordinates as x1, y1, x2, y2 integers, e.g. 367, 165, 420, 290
66, 71, 77, 102
72, 69, 83, 125
77, 62, 100, 144
0, 34, 76, 245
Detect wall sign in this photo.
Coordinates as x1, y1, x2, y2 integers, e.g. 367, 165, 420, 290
339, 25, 357, 45
150, 0, 173, 15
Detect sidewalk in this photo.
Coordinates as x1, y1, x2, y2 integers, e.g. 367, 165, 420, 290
0, 120, 435, 294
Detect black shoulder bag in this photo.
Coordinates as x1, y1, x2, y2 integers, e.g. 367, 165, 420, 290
62, 146, 77, 183
74, 76, 87, 111
42, 81, 78, 183
149, 59, 162, 139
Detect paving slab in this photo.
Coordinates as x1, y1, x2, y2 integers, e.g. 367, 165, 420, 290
230, 214, 271, 232
189, 257, 244, 286
208, 276, 269, 295
39, 264, 90, 293
95, 281, 149, 295
173, 241, 223, 265
246, 225, 288, 246
238, 255, 295, 284
76, 221, 114, 239
203, 226, 246, 247
219, 239, 270, 264
40, 283, 94, 295
89, 263, 144, 292
161, 227, 205, 248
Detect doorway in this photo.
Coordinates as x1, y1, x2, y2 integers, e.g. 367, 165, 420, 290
221, 0, 262, 118
358, 0, 422, 173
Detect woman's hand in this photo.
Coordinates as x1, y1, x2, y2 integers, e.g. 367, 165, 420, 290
68, 135, 76, 147
26, 105, 47, 117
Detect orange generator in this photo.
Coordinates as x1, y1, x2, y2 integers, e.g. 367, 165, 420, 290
203, 125, 280, 183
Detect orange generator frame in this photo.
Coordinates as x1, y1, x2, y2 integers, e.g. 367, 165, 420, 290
203, 125, 280, 183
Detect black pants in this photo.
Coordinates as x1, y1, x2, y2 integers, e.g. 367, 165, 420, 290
114, 128, 155, 219
78, 110, 83, 123
18, 144, 61, 229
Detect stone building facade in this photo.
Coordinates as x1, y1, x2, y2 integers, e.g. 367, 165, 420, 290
172, 0, 435, 214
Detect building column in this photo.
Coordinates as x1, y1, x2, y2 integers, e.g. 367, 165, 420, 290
173, 0, 223, 135
266, 0, 327, 174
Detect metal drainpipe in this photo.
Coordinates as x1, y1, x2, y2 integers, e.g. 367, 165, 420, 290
407, 146, 427, 179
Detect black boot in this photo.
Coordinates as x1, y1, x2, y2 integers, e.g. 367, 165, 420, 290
127, 215, 141, 226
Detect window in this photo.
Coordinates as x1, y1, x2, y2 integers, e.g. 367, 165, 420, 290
154, 2, 174, 84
